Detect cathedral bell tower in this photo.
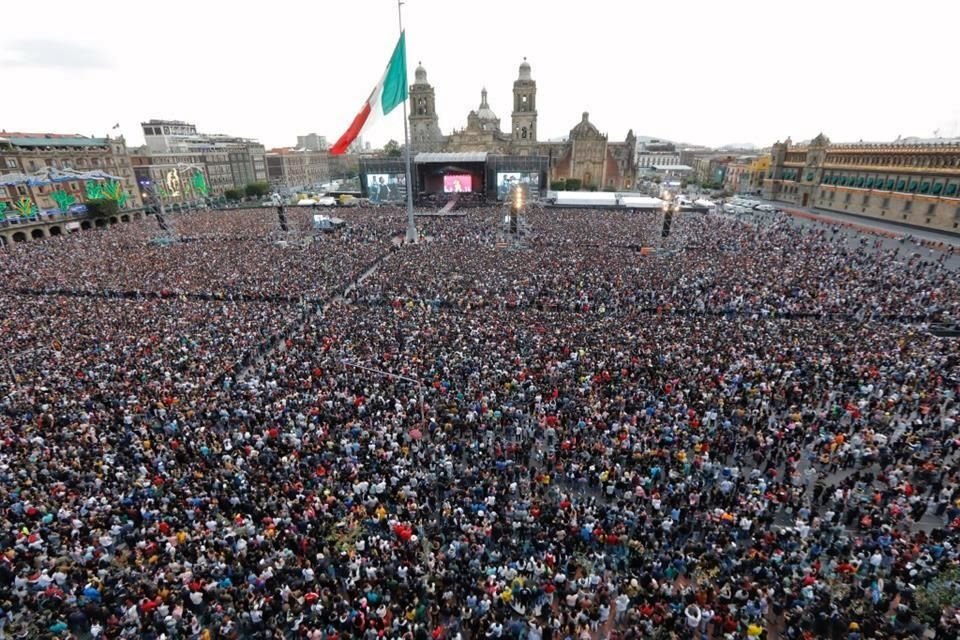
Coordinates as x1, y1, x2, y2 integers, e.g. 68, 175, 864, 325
511, 57, 537, 144
408, 62, 444, 151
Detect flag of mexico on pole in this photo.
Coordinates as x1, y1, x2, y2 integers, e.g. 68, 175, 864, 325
330, 32, 408, 155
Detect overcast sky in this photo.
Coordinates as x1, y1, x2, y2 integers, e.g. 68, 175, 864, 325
3, 0, 959, 151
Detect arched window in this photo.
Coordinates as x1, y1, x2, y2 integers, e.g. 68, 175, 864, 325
521, 127, 527, 139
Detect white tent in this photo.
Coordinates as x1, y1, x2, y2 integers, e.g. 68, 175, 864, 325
547, 191, 664, 209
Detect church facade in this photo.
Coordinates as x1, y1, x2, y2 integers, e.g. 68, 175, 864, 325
408, 60, 636, 190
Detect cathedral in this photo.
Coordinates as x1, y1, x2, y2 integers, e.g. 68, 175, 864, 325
408, 59, 636, 190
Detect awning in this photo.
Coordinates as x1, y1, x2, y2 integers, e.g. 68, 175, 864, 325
856, 177, 865, 187
920, 182, 930, 194
885, 179, 895, 189
896, 180, 906, 190
908, 181, 919, 192
947, 184, 957, 196
933, 183, 943, 195
805, 172, 814, 181
866, 178, 875, 188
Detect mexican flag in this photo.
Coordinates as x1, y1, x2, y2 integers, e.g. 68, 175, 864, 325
330, 31, 408, 155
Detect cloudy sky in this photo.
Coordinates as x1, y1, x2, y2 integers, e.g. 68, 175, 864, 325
3, 0, 959, 150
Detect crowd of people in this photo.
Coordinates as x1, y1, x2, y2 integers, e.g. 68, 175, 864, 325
0, 205, 958, 640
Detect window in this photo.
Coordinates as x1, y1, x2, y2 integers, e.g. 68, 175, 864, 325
4, 159, 16, 168
844, 193, 852, 203
28, 160, 37, 170
954, 206, 960, 221
862, 195, 870, 206
882, 197, 890, 208
927, 203, 936, 215
903, 200, 912, 212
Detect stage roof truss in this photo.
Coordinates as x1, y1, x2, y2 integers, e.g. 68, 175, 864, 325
414, 152, 488, 164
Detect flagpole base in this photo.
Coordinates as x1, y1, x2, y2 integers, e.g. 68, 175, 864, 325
405, 224, 419, 244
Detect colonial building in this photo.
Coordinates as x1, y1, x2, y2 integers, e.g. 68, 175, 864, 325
130, 149, 233, 201
408, 59, 636, 190
265, 148, 330, 190
0, 132, 142, 213
764, 134, 960, 233
140, 120, 268, 187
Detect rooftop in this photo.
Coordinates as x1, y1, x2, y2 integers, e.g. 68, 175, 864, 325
0, 132, 111, 148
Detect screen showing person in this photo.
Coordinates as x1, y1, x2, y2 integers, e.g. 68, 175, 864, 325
497, 172, 539, 199
443, 175, 472, 193
366, 174, 405, 202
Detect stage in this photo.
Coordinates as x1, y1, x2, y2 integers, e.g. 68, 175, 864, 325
359, 152, 549, 210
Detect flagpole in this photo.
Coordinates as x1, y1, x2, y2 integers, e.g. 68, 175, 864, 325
398, 0, 418, 243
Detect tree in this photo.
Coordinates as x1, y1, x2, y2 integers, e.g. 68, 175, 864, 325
245, 182, 271, 198
549, 180, 566, 191
915, 567, 960, 624
565, 178, 582, 191
86, 198, 119, 217
224, 189, 243, 201
383, 139, 402, 157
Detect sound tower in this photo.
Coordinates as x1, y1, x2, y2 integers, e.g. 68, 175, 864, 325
277, 206, 289, 232
661, 211, 673, 238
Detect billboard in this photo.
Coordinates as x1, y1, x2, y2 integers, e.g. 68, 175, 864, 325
496, 172, 540, 200
443, 174, 473, 193
365, 173, 406, 203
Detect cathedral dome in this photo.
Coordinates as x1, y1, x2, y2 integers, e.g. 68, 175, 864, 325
476, 88, 498, 122
414, 62, 428, 85
518, 57, 532, 81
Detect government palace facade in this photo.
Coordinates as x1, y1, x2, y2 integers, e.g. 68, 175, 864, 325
764, 133, 960, 233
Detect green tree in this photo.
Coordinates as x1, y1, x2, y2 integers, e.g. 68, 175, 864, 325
565, 178, 582, 191
86, 198, 119, 217
245, 182, 270, 198
224, 189, 243, 201
383, 139, 402, 157
549, 180, 566, 191
915, 566, 960, 624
